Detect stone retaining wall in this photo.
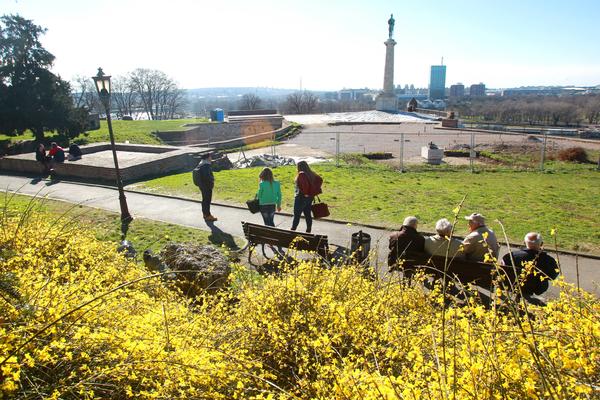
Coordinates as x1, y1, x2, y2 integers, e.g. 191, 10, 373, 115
0, 143, 207, 183
158, 117, 284, 146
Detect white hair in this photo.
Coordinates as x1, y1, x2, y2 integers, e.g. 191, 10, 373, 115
524, 232, 542, 249
435, 218, 453, 237
403, 216, 418, 228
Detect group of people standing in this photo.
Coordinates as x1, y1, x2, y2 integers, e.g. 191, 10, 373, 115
388, 213, 559, 295
194, 154, 322, 232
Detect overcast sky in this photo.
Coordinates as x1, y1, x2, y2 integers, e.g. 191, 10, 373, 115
2, 0, 600, 90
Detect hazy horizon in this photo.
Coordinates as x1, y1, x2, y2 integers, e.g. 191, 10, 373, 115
2, 0, 600, 91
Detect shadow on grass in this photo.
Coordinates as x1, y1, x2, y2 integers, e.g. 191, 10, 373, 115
206, 220, 240, 250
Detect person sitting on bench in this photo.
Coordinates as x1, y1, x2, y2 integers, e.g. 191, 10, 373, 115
49, 142, 65, 164
424, 218, 464, 258
462, 213, 499, 262
501, 232, 559, 296
388, 216, 425, 268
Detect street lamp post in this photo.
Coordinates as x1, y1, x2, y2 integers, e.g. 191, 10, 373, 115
93, 68, 133, 223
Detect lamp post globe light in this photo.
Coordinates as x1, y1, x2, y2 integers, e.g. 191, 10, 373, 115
93, 68, 133, 223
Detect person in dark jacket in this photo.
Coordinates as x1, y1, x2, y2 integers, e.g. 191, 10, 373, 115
68, 143, 82, 161
502, 232, 559, 296
388, 216, 426, 269
291, 161, 322, 233
195, 153, 217, 222
35, 143, 50, 174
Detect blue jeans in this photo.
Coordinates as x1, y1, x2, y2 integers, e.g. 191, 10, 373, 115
260, 204, 276, 227
291, 195, 313, 232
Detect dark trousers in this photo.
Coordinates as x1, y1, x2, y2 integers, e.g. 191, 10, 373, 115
291, 195, 313, 232
200, 186, 213, 216
260, 204, 276, 227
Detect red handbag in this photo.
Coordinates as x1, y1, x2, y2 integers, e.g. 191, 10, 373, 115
311, 196, 330, 219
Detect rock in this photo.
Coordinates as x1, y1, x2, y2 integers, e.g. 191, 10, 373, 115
143, 249, 166, 273
160, 243, 230, 297
233, 154, 296, 169
212, 153, 234, 171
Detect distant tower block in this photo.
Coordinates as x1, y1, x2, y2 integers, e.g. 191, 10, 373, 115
376, 14, 398, 112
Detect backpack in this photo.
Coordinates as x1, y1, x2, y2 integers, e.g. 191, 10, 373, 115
192, 166, 202, 187
307, 174, 323, 196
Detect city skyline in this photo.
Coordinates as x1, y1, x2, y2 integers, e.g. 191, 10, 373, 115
2, 0, 600, 91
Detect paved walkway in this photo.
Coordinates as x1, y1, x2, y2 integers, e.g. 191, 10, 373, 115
1, 174, 598, 298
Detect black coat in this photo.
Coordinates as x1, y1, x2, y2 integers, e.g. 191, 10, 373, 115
502, 249, 559, 295
388, 225, 425, 267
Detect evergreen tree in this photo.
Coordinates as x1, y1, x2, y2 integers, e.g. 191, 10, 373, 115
0, 14, 87, 141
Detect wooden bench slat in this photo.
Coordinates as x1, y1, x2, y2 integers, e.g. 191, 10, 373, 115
398, 252, 517, 289
242, 221, 330, 261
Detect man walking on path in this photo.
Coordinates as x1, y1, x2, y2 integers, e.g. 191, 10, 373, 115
194, 153, 217, 222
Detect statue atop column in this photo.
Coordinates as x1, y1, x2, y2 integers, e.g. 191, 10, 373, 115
388, 14, 395, 39
376, 13, 398, 112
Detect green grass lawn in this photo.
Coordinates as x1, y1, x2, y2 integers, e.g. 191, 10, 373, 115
3, 193, 242, 254
130, 160, 600, 253
0, 118, 209, 145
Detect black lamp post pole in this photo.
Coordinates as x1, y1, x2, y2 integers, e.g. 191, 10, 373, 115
99, 95, 132, 223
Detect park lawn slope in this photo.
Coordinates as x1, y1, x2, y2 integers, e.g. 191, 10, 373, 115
0, 118, 209, 145
130, 163, 600, 253
3, 193, 242, 253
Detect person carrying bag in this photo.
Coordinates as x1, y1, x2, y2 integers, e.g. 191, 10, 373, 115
291, 161, 323, 233
256, 167, 282, 227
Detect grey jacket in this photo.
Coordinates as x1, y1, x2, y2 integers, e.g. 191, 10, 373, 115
462, 225, 499, 261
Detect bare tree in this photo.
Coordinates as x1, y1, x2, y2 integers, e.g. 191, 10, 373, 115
111, 75, 139, 119
71, 75, 100, 112
129, 68, 184, 120
239, 93, 262, 110
284, 91, 319, 114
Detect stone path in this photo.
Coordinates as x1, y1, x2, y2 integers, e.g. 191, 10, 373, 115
1, 173, 598, 298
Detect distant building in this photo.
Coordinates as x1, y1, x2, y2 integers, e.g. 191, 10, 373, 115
429, 65, 446, 100
500, 86, 596, 97
449, 83, 465, 98
470, 83, 486, 97
339, 88, 370, 101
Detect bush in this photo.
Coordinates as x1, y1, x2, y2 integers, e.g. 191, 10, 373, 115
557, 147, 589, 163
1, 214, 598, 399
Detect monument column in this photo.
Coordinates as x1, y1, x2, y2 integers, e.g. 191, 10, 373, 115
376, 14, 399, 112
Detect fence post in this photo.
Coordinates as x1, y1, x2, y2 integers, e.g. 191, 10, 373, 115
400, 133, 405, 172
336, 132, 340, 167
469, 131, 475, 173
540, 130, 547, 171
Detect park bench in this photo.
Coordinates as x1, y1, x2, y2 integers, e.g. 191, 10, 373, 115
242, 222, 330, 263
393, 252, 519, 292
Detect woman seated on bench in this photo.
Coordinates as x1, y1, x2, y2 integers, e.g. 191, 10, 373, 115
424, 218, 464, 258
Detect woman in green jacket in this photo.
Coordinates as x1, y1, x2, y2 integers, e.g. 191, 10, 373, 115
257, 167, 282, 226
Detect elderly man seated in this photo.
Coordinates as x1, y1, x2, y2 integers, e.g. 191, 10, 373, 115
424, 218, 463, 258
502, 232, 559, 296
462, 213, 499, 262
388, 216, 425, 269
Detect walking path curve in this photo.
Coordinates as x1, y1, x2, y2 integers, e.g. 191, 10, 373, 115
1, 174, 598, 298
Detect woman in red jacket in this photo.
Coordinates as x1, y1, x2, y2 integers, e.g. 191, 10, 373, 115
291, 161, 322, 233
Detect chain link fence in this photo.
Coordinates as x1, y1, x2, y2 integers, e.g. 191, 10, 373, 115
288, 125, 600, 172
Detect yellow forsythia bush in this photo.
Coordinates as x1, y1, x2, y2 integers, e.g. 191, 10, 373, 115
1, 216, 599, 399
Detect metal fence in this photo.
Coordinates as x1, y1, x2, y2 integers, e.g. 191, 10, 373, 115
287, 126, 599, 172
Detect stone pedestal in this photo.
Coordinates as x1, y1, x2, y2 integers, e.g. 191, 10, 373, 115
376, 38, 398, 112
375, 93, 398, 112
421, 146, 444, 165
441, 118, 458, 128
